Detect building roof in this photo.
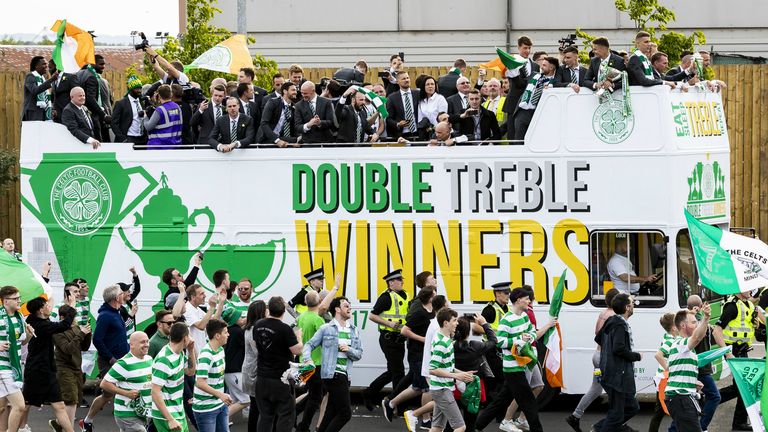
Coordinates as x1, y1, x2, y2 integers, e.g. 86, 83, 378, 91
0, 45, 144, 72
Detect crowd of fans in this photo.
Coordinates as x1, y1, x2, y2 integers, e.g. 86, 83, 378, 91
1, 234, 758, 432
22, 32, 724, 150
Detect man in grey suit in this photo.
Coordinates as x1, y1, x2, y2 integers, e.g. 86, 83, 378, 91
23, 56, 58, 121
61, 87, 101, 149
294, 81, 336, 143
208, 97, 256, 152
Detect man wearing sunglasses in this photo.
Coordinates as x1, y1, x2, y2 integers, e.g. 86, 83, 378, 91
149, 310, 177, 358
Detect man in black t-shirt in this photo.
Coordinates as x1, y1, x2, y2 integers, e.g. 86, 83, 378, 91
253, 297, 303, 432
363, 269, 410, 411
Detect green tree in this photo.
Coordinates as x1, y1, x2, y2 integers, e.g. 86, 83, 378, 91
0, 149, 18, 189
658, 31, 706, 67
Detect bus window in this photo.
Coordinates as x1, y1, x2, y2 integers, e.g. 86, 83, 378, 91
589, 230, 667, 307
676, 229, 721, 305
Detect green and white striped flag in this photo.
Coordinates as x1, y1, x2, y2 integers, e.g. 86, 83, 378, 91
684, 209, 768, 295
697, 345, 731, 367
351, 85, 388, 119
0, 252, 48, 303
726, 358, 767, 431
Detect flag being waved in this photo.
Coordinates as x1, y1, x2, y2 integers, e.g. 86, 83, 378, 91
0, 251, 49, 304
51, 19, 95, 73
478, 57, 505, 72
185, 34, 254, 75
725, 358, 767, 432
351, 85, 388, 119
495, 48, 527, 71
684, 209, 768, 295
541, 269, 566, 388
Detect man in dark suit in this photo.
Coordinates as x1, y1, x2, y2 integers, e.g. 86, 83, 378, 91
75, 62, 110, 141
259, 82, 301, 147
238, 67, 267, 107
651, 52, 690, 83
584, 37, 627, 93
335, 87, 378, 143
111, 76, 147, 144
208, 97, 256, 152
437, 58, 468, 98
511, 56, 558, 141
295, 81, 336, 143
501, 36, 539, 141
446, 76, 471, 120
553, 46, 592, 92
190, 84, 227, 143
61, 86, 100, 149
237, 83, 262, 128
23, 56, 57, 121
385, 72, 420, 139
261, 73, 285, 108
49, 59, 74, 123
171, 84, 194, 145
455, 89, 500, 142
627, 31, 675, 88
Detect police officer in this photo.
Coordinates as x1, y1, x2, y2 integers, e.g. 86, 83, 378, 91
363, 269, 410, 411
288, 268, 324, 317
481, 281, 512, 397
715, 291, 763, 431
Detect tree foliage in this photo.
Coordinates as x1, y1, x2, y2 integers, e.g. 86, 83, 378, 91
0, 148, 18, 188
134, 0, 278, 95
575, 0, 707, 67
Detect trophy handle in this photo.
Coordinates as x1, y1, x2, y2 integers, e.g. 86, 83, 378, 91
118, 166, 159, 221
19, 167, 43, 220
188, 207, 216, 252
117, 226, 141, 252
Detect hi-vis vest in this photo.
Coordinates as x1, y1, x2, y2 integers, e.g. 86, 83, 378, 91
294, 286, 313, 315
482, 97, 506, 125
379, 290, 410, 332
723, 299, 755, 345
487, 301, 507, 331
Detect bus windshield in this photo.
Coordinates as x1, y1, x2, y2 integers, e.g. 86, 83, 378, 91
676, 228, 720, 305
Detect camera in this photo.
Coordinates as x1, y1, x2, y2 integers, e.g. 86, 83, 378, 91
558, 33, 578, 50
462, 313, 476, 322
134, 32, 150, 51
182, 87, 206, 105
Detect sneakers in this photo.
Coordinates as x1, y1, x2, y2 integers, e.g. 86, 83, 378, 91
565, 415, 582, 432
404, 410, 419, 432
20, 425, 32, 432
499, 419, 522, 432
381, 398, 395, 422
49, 420, 63, 432
78, 419, 93, 432
419, 419, 432, 431
513, 418, 530, 431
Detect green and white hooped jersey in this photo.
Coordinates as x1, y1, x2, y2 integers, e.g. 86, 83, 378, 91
665, 337, 699, 396
428, 331, 455, 390
335, 325, 351, 375
76, 299, 90, 326
151, 345, 187, 420
226, 297, 253, 319
104, 353, 153, 418
193, 344, 226, 412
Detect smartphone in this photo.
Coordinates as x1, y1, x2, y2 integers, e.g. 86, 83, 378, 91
462, 313, 475, 322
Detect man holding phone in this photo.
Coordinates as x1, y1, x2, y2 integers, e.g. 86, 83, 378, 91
454, 90, 500, 142
385, 72, 420, 140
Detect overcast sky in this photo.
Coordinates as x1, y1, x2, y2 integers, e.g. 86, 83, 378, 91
2, 1, 180, 41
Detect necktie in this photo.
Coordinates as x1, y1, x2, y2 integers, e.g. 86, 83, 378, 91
354, 109, 362, 143
215, 105, 222, 121
461, 95, 468, 109
310, 101, 316, 116
403, 92, 414, 132
571, 68, 578, 84
282, 105, 292, 138
530, 77, 545, 107
231, 119, 237, 142
244, 102, 249, 117
134, 99, 144, 134
82, 108, 92, 129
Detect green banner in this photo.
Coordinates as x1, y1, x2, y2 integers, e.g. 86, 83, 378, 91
726, 358, 766, 430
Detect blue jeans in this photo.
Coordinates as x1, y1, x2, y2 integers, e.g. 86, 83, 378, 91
193, 405, 229, 432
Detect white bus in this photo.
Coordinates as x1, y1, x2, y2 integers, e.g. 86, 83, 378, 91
19, 85, 730, 399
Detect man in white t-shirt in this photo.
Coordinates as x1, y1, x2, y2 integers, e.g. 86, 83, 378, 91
607, 238, 659, 295
182, 284, 225, 355
144, 46, 190, 88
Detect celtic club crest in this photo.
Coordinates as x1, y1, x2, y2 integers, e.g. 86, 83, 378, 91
592, 99, 634, 144
50, 165, 112, 236
189, 46, 232, 71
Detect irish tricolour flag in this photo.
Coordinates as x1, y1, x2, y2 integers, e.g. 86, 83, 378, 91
51, 20, 95, 73
0, 252, 48, 304
685, 209, 768, 295
541, 269, 566, 388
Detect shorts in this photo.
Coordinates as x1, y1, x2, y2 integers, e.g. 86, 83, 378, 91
115, 416, 148, 432
430, 388, 465, 430
224, 373, 250, 404
57, 368, 84, 405
408, 361, 428, 391
0, 373, 22, 398
97, 356, 115, 397
23, 373, 63, 407
153, 417, 189, 432
526, 366, 544, 389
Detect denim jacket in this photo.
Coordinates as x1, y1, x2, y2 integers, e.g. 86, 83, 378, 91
302, 319, 363, 379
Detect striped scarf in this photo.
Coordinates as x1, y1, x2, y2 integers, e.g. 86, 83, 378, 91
634, 49, 653, 79
0, 306, 23, 381
32, 72, 52, 120
519, 73, 550, 106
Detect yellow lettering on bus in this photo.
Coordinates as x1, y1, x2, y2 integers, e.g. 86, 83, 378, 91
295, 220, 351, 295
552, 219, 589, 304
508, 220, 548, 302
421, 220, 462, 302
376, 220, 415, 297
468, 220, 502, 303
355, 221, 371, 301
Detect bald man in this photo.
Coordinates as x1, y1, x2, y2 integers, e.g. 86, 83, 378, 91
429, 122, 465, 147
295, 80, 336, 143
61, 86, 101, 149
100, 332, 153, 432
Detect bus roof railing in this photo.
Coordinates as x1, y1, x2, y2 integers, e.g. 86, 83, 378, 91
131, 139, 524, 150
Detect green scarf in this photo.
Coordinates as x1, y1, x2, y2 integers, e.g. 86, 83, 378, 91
0, 306, 24, 382
85, 65, 103, 106
32, 71, 52, 120
634, 49, 653, 79
519, 73, 550, 106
